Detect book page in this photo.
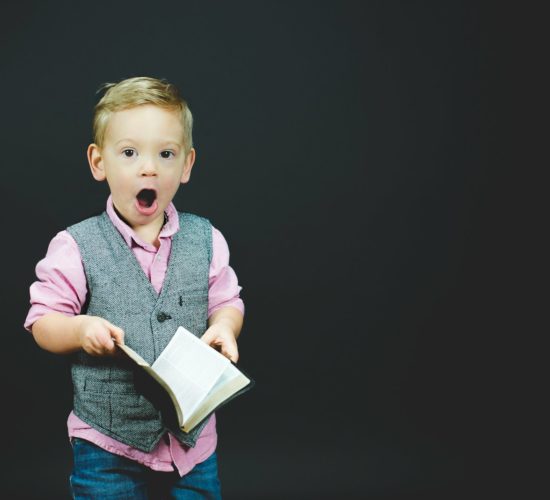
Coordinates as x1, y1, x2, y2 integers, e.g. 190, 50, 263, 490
182, 363, 251, 432
151, 327, 230, 424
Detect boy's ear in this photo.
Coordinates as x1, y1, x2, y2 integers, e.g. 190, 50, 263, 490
181, 148, 196, 184
87, 144, 106, 181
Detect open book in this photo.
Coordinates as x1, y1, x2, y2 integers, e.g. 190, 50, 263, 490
117, 326, 253, 433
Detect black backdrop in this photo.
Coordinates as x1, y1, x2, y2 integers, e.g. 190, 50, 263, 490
1, 1, 489, 498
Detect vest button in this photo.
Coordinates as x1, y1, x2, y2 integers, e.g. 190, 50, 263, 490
157, 312, 169, 322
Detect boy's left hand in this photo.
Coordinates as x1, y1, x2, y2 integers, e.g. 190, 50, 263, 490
201, 324, 239, 363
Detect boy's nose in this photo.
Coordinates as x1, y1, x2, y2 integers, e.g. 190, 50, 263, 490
140, 158, 158, 176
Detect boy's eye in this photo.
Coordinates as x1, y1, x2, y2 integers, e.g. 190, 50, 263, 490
122, 149, 135, 158
160, 151, 174, 159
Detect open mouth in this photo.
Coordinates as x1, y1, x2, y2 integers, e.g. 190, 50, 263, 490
136, 189, 157, 208
135, 189, 159, 216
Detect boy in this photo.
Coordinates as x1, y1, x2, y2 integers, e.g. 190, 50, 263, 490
25, 76, 244, 499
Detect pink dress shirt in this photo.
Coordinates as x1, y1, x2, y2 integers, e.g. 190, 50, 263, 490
25, 197, 244, 476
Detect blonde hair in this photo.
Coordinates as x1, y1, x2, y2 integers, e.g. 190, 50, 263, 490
93, 76, 193, 152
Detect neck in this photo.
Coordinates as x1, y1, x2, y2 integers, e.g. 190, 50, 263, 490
113, 205, 165, 248
133, 224, 162, 248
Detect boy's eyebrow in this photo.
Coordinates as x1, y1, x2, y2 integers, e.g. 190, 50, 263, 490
114, 138, 136, 146
114, 139, 183, 147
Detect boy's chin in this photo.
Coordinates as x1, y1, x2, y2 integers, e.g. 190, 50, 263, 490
113, 204, 155, 228
113, 199, 166, 230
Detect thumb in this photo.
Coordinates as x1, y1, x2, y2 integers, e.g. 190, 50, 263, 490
221, 343, 239, 363
200, 328, 216, 345
103, 319, 125, 346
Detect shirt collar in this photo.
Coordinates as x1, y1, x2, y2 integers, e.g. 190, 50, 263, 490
106, 195, 180, 249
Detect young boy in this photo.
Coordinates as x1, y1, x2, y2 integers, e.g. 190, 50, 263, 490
24, 76, 244, 499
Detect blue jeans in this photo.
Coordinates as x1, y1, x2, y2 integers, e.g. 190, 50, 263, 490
70, 438, 222, 499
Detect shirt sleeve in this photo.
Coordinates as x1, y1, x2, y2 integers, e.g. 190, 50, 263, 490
24, 231, 88, 331
208, 226, 244, 318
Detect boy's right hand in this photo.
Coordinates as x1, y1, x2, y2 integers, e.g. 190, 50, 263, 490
76, 315, 125, 356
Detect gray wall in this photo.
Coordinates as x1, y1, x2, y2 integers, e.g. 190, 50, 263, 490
2, 2, 490, 498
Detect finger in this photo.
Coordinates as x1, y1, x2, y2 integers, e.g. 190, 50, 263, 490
200, 329, 216, 344
96, 336, 115, 354
85, 330, 109, 355
106, 339, 117, 354
221, 342, 239, 363
91, 327, 115, 354
87, 343, 104, 356
110, 327, 125, 346
103, 320, 125, 345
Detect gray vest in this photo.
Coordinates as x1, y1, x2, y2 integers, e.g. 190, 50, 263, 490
67, 211, 212, 452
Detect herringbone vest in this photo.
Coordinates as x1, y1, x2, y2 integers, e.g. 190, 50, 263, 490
67, 211, 212, 452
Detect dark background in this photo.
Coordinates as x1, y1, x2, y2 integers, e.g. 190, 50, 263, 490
0, 1, 498, 498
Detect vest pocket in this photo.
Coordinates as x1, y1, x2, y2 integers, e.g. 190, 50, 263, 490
78, 368, 136, 395
75, 390, 163, 449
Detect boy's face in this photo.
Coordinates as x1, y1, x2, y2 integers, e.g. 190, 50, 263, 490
88, 104, 195, 232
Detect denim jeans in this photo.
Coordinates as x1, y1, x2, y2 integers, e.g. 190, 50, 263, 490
69, 438, 222, 499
